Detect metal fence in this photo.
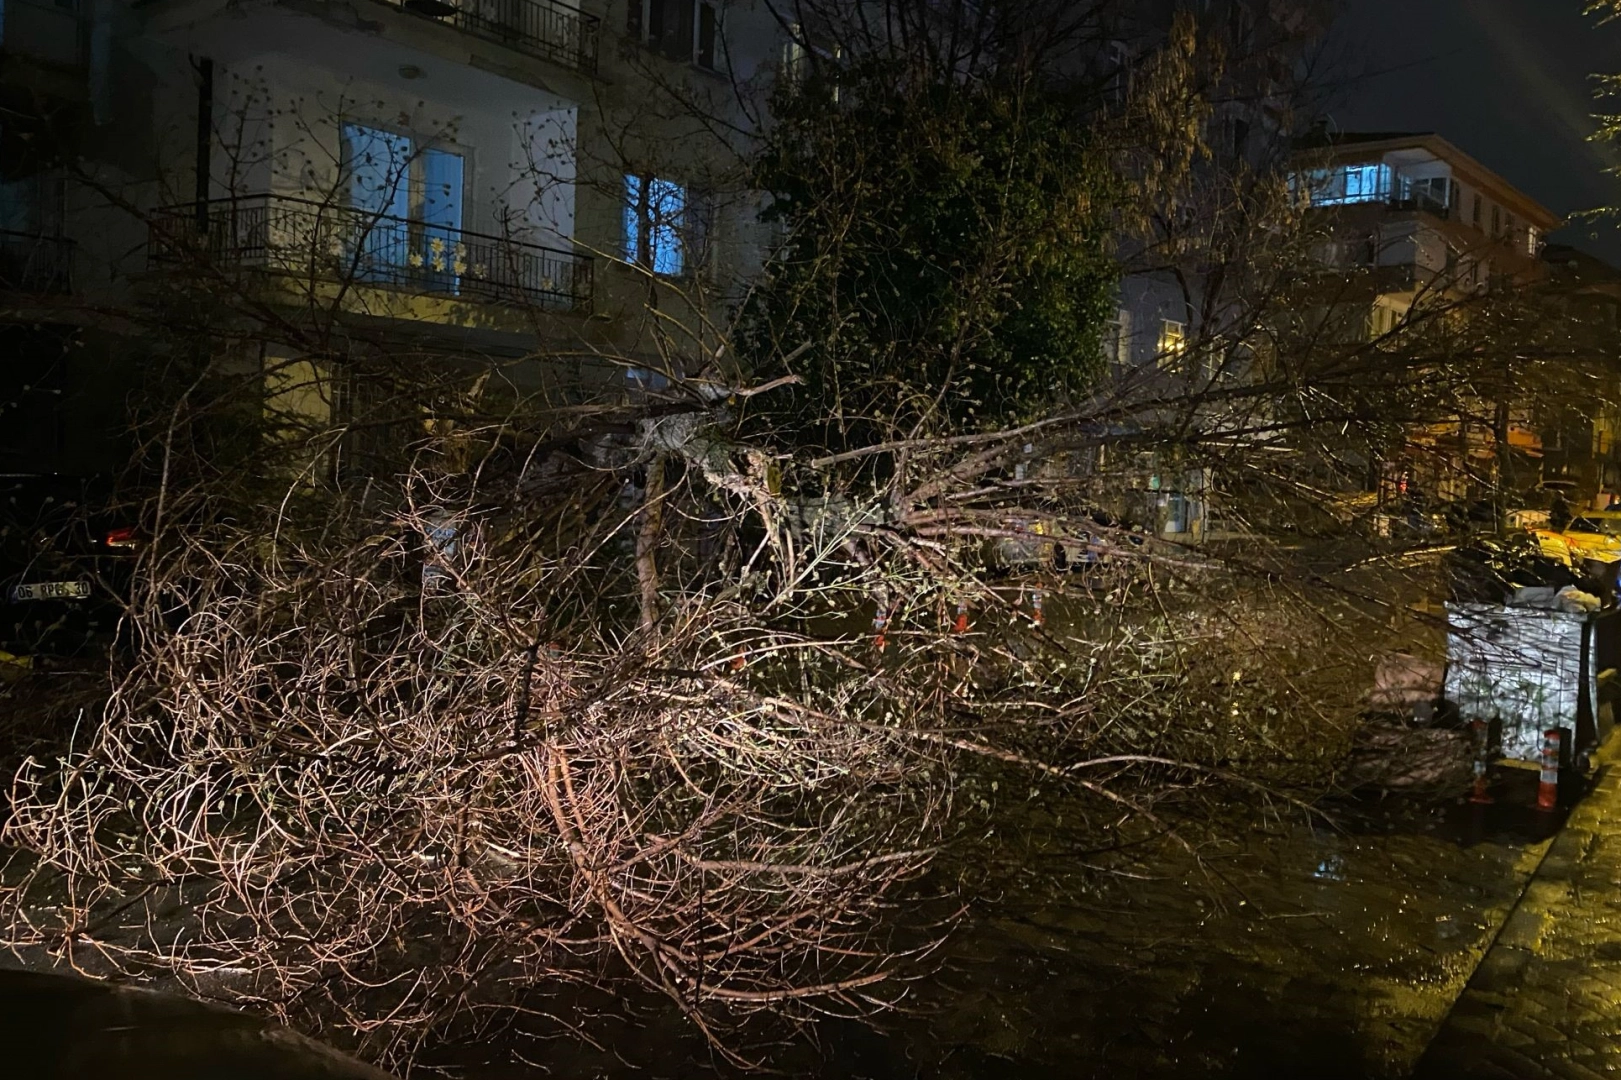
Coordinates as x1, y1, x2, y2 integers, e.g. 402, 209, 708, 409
0, 231, 73, 294
392, 0, 600, 74
150, 195, 593, 314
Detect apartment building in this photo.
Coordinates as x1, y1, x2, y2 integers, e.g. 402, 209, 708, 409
1289, 131, 1564, 511
1098, 0, 1333, 542
0, 0, 126, 475
1291, 131, 1560, 323
0, 0, 789, 475
1536, 244, 1621, 509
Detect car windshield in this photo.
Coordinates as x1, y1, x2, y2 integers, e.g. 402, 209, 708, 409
1570, 517, 1606, 534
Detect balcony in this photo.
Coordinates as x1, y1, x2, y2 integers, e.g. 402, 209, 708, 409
388, 0, 600, 75
1386, 194, 1451, 220
0, 230, 73, 294
148, 194, 593, 315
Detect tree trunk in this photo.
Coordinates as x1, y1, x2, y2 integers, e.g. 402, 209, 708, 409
637, 453, 668, 634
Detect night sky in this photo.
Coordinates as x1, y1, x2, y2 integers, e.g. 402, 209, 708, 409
1328, 0, 1621, 263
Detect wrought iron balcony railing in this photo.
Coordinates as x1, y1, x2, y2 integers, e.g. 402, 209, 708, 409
391, 0, 600, 75
0, 230, 73, 294
149, 194, 593, 314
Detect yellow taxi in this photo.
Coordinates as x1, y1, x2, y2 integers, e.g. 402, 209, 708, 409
1556, 512, 1621, 564
1529, 528, 1576, 566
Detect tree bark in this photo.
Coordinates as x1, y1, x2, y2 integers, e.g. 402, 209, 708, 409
637, 453, 668, 634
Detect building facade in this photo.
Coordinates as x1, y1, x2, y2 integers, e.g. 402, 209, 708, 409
1289, 131, 1565, 517
0, 0, 792, 477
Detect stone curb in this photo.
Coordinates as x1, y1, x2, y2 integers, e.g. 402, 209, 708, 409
1410, 743, 1621, 1077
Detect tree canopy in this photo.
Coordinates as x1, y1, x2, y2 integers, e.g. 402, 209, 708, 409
743, 59, 1119, 445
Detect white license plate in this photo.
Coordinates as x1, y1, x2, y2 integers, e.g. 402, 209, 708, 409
11, 580, 92, 601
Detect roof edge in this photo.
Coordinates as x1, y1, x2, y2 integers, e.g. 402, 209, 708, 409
1295, 133, 1563, 231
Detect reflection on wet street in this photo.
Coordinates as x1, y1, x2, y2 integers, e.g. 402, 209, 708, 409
871, 811, 1549, 1079
445, 780, 1565, 1080
0, 774, 1596, 1079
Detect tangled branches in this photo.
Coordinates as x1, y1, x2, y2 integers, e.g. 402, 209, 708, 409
0, 446, 958, 1062
0, 366, 1426, 1067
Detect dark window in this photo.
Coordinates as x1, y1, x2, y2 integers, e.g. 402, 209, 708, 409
633, 0, 716, 69
1229, 117, 1250, 159
650, 0, 693, 61
697, 2, 717, 70
1105, 41, 1130, 106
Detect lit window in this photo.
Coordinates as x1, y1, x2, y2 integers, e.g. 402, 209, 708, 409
1369, 304, 1402, 340
624, 174, 688, 276
1526, 225, 1541, 257
1342, 165, 1389, 203
1290, 163, 1392, 207
342, 123, 465, 291
1157, 319, 1186, 365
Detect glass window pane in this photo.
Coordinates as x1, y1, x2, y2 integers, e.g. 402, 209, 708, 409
648, 177, 686, 276
421, 148, 464, 293
343, 124, 413, 282
344, 124, 412, 219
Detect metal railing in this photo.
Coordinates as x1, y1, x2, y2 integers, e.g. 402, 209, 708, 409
0, 230, 73, 294
148, 194, 593, 314
390, 0, 600, 74
1388, 195, 1452, 220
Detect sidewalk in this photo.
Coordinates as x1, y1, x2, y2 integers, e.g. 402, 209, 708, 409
1415, 759, 1621, 1078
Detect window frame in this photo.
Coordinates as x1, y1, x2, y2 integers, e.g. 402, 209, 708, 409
628, 0, 722, 72
1292, 163, 1392, 208
623, 171, 711, 278
1105, 40, 1131, 106
340, 121, 469, 227
1156, 318, 1187, 368
339, 121, 470, 290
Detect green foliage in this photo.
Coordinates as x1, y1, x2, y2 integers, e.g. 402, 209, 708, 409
741, 62, 1119, 445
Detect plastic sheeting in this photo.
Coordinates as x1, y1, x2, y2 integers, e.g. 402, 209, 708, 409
1445, 602, 1594, 763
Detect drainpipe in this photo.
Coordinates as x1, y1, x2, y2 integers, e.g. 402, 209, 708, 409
194, 56, 212, 232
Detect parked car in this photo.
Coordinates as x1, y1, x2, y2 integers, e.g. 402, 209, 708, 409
995, 511, 1146, 573
0, 476, 137, 659
1560, 513, 1621, 564
1448, 532, 1583, 604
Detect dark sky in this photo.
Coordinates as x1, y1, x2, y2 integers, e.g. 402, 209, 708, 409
1327, 0, 1621, 263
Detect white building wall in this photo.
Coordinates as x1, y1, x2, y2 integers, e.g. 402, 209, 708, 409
203, 50, 577, 246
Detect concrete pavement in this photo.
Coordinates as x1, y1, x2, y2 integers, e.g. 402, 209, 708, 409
1416, 760, 1621, 1078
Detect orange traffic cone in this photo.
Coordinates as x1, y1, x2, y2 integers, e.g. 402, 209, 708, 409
1536, 728, 1562, 812
1468, 719, 1493, 805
